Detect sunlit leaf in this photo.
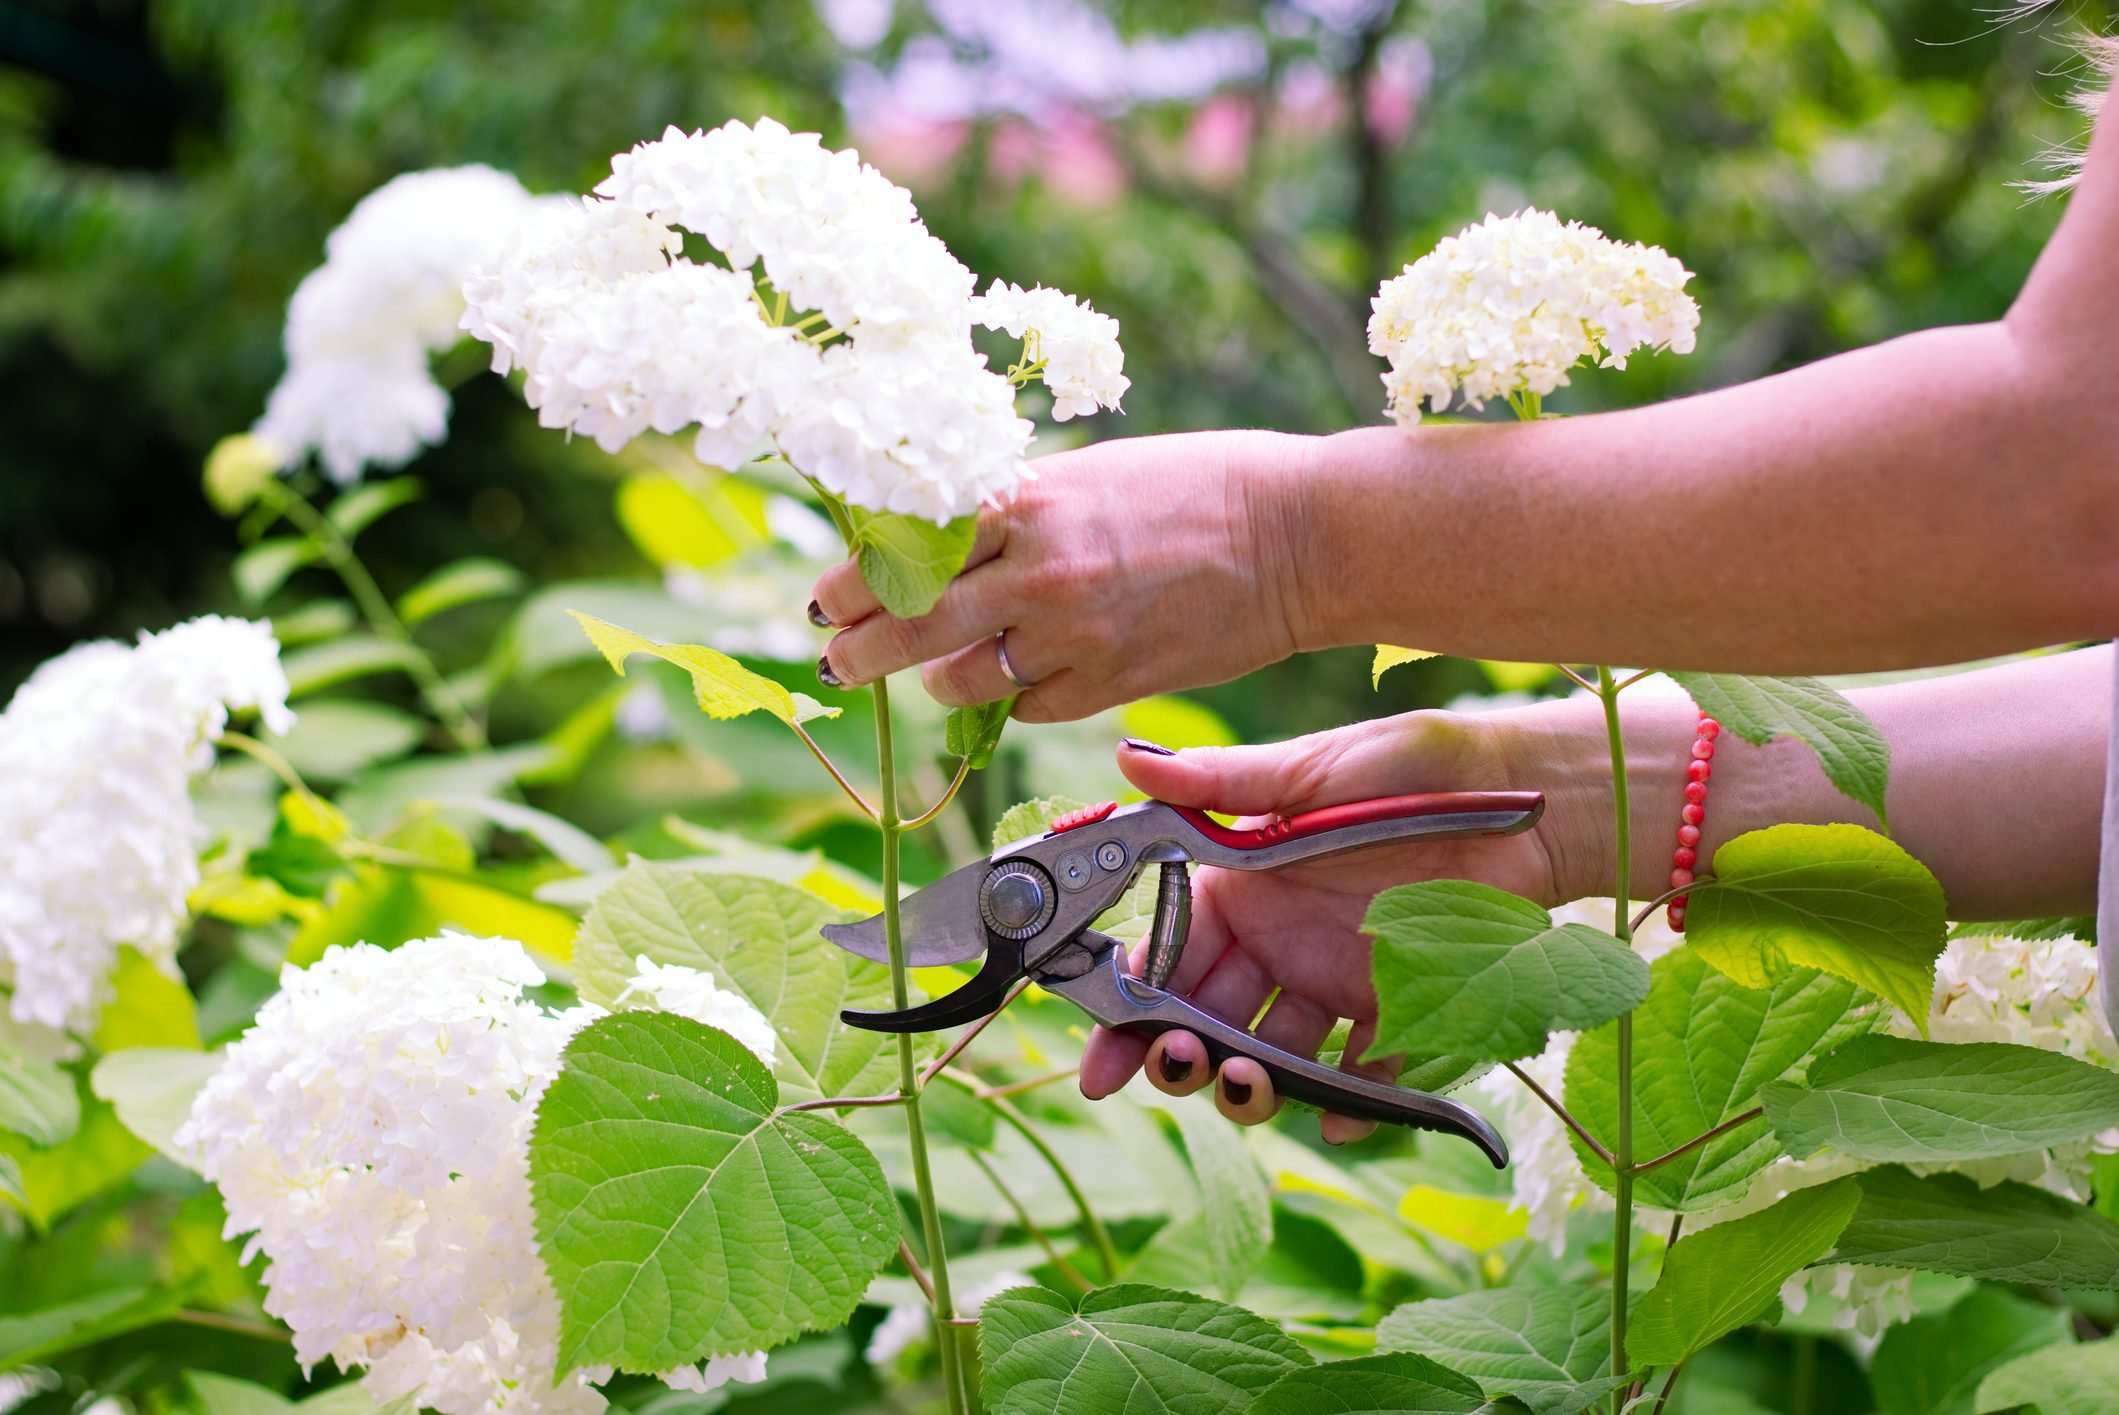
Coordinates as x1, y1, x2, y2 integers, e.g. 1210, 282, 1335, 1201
1374, 645, 1438, 687
946, 697, 1013, 769
1978, 1330, 2119, 1415
0, 1279, 202, 1372
530, 1013, 898, 1370
326, 477, 422, 539
90, 1049, 221, 1168
570, 611, 839, 725
272, 700, 424, 781
1686, 824, 1948, 1030
0, 1047, 78, 1148
615, 470, 769, 568
1397, 1185, 1528, 1254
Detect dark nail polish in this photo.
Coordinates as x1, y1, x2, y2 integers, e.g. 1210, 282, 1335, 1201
1121, 737, 1176, 756
1159, 1052, 1193, 1085
816, 655, 842, 689
1222, 1077, 1253, 1107
807, 599, 832, 629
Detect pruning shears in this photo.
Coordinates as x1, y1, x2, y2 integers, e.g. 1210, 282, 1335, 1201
821, 790, 1547, 1167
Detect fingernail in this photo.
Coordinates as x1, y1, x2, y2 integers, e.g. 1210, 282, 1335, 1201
816, 654, 842, 689
1222, 1077, 1252, 1107
1159, 1051, 1193, 1084
1121, 737, 1175, 756
807, 599, 832, 629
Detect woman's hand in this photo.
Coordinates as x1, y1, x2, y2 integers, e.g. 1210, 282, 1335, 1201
809, 430, 1316, 722
1077, 707, 1609, 1144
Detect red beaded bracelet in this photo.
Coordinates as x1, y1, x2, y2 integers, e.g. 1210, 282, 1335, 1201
1666, 712, 1719, 932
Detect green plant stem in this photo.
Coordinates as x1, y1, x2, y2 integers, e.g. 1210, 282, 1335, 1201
967, 1148, 1096, 1292
1598, 663, 1636, 1411
874, 675, 970, 1415
903, 756, 974, 832
173, 1309, 291, 1343
268, 485, 486, 751
987, 1093, 1121, 1282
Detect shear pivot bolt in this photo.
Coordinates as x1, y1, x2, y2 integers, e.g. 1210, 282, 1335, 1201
980, 861, 1057, 939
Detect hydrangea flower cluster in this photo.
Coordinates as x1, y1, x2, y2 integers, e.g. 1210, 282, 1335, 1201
257, 167, 567, 483
971, 281, 1130, 420
1367, 208, 1700, 424
0, 616, 291, 1033
460, 119, 1126, 523
179, 935, 775, 1414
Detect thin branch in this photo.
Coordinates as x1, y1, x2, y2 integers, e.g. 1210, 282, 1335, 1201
1615, 667, 1659, 692
978, 1067, 1080, 1101
173, 1309, 291, 1343
1666, 1212, 1684, 1252
899, 1240, 936, 1305
903, 756, 974, 833
1505, 1061, 1615, 1167
1630, 879, 1712, 935
1555, 664, 1598, 693
943, 1317, 981, 1328
214, 731, 324, 809
772, 1092, 909, 1119
968, 1148, 1095, 1292
1636, 1107, 1763, 1173
1651, 1362, 1685, 1415
988, 1093, 1122, 1282
790, 720, 880, 822
920, 981, 1033, 1086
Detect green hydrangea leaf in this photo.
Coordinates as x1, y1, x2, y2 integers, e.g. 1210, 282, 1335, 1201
1685, 824, 1947, 1032
1378, 1288, 1618, 1415
993, 797, 1088, 850
0, 1048, 79, 1149
1978, 1331, 2119, 1415
1833, 1166, 2119, 1289
1869, 1287, 2071, 1415
1761, 1035, 2119, 1164
1949, 915, 2095, 945
89, 1048, 221, 1167
978, 1283, 1310, 1415
947, 698, 1015, 770
1253, 1351, 1506, 1414
397, 556, 525, 626
1365, 881, 1649, 1063
1627, 1180, 1861, 1368
849, 510, 978, 619
569, 611, 840, 725
1666, 672, 1890, 824
572, 861, 896, 1104
530, 1012, 898, 1371
1169, 1095, 1272, 1301
1566, 950, 1875, 1211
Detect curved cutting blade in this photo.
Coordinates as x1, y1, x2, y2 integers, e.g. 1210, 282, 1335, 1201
820, 857, 992, 967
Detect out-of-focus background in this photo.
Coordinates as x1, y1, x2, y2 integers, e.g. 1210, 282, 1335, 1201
0, 0, 2096, 731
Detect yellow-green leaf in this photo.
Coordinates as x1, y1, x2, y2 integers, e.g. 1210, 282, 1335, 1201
1687, 824, 1947, 1030
568, 611, 839, 726
1374, 645, 1438, 688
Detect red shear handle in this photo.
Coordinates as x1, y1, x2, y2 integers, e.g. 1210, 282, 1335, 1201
1172, 791, 1544, 855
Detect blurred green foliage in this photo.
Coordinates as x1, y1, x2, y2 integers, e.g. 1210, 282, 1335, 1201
0, 0, 2099, 736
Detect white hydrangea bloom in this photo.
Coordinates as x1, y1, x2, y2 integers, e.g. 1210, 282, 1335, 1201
0, 616, 291, 1032
1474, 1030, 1604, 1254
864, 1271, 1035, 1369
1779, 1263, 1918, 1356
971, 281, 1128, 420
597, 119, 975, 334
179, 935, 771, 1415
258, 167, 567, 482
615, 954, 779, 1066
463, 119, 1113, 523
1368, 208, 1700, 424
775, 336, 1033, 524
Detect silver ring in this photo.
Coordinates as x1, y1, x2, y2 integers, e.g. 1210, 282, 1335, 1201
995, 631, 1035, 691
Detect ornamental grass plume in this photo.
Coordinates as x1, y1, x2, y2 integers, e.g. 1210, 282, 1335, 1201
0, 616, 290, 1033
460, 119, 1127, 524
256, 166, 567, 483
1367, 208, 1700, 424
179, 935, 776, 1415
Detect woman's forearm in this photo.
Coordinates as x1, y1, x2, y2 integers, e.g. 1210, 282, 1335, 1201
1523, 647, 2109, 919
1268, 317, 2118, 674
